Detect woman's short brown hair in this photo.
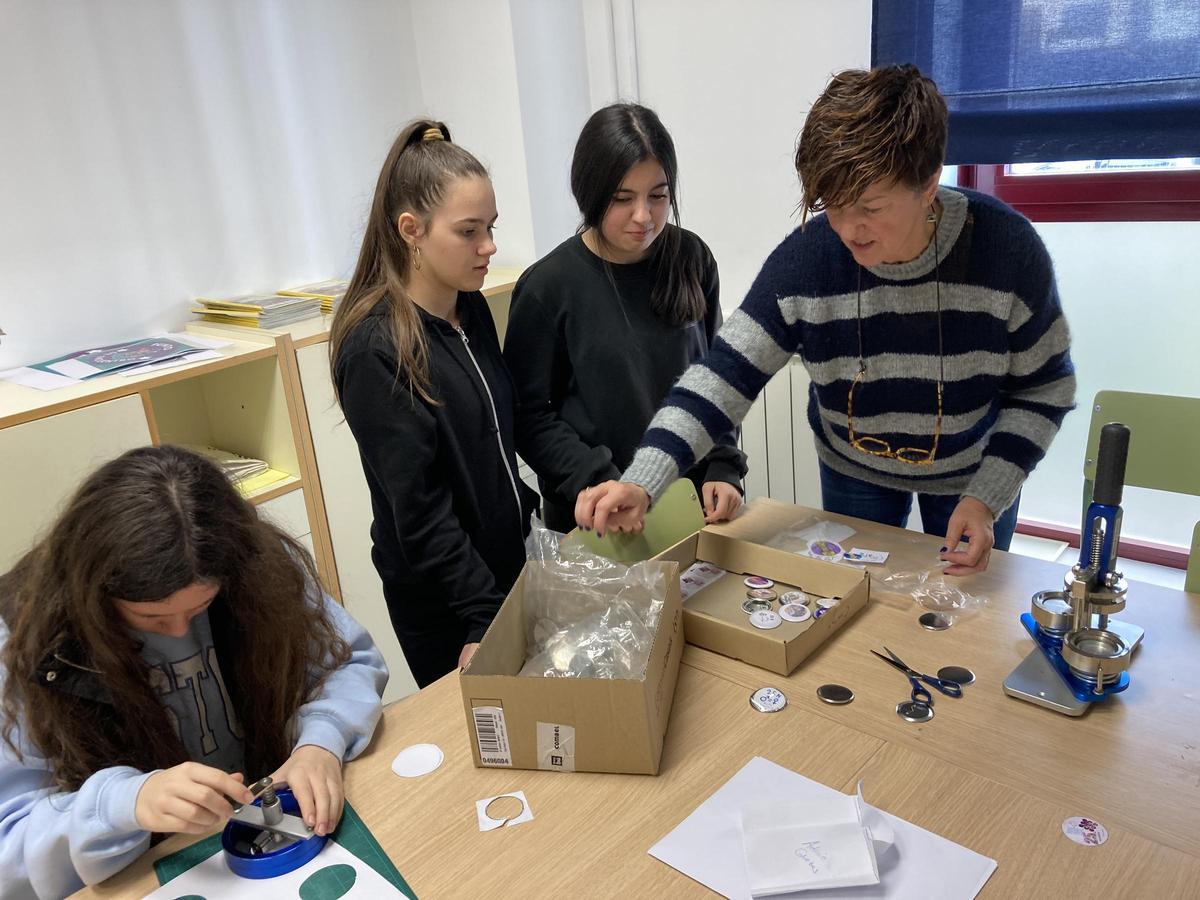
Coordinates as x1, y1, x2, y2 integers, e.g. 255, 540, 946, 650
795, 64, 948, 222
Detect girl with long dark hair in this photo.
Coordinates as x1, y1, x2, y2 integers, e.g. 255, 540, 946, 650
503, 103, 746, 532
330, 119, 537, 688
0, 445, 387, 897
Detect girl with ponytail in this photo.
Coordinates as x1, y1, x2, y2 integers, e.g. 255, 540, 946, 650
330, 120, 536, 688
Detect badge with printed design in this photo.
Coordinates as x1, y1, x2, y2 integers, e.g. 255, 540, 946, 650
749, 610, 782, 630
1062, 816, 1108, 846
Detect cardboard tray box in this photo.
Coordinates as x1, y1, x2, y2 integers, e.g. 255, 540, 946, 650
655, 529, 869, 676
460, 559, 683, 775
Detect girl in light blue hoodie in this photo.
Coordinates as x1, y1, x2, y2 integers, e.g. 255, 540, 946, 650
0, 445, 389, 899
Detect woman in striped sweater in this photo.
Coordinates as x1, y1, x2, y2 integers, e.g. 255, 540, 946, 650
577, 64, 1075, 576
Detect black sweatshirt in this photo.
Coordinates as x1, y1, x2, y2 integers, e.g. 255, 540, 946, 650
503, 229, 747, 530
335, 294, 537, 646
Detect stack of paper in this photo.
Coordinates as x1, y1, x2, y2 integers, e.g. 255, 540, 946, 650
182, 444, 267, 482
181, 444, 291, 495
278, 279, 349, 314
192, 292, 321, 329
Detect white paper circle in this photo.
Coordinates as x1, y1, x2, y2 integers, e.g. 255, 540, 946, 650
392, 743, 444, 778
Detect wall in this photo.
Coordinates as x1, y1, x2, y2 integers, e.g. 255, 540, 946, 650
632, 0, 873, 311
0, 0, 424, 370
509, 0, 593, 256
408, 0, 539, 268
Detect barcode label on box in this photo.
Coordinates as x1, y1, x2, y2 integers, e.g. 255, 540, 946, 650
536, 721, 576, 773
472, 705, 512, 767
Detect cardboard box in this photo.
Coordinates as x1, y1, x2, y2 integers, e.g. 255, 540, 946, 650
656, 528, 869, 676
460, 559, 684, 775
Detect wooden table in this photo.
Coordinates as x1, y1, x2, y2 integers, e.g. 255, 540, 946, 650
78, 500, 1200, 899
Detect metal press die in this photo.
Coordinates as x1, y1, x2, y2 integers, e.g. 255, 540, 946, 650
1004, 423, 1143, 716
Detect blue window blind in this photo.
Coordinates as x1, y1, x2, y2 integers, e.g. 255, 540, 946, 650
872, 0, 1200, 165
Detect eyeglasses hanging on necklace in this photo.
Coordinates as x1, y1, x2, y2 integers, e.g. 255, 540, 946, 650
846, 205, 945, 465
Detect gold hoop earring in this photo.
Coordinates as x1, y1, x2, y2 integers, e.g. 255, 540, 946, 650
413, 245, 422, 271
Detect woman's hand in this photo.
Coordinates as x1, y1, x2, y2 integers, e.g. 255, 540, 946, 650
270, 744, 344, 836
134, 762, 252, 835
459, 642, 480, 669
701, 481, 742, 524
939, 496, 995, 575
575, 482, 651, 537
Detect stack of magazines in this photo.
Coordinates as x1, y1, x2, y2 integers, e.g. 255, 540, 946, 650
278, 279, 349, 314
182, 444, 290, 494
191, 292, 321, 329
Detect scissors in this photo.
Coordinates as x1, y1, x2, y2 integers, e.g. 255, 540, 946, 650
871, 646, 964, 701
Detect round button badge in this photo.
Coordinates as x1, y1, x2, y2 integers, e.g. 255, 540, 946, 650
1062, 816, 1109, 846
744, 575, 775, 590
937, 665, 976, 686
745, 588, 778, 602
749, 610, 783, 630
896, 700, 934, 723
816, 684, 855, 705
779, 590, 808, 606
808, 539, 844, 562
919, 612, 952, 631
742, 597, 773, 614
779, 602, 811, 622
750, 687, 788, 713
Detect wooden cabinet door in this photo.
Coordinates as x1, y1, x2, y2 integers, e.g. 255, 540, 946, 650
0, 395, 152, 572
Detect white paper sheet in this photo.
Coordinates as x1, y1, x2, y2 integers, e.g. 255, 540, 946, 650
141, 838, 411, 899
649, 757, 996, 900
0, 366, 81, 390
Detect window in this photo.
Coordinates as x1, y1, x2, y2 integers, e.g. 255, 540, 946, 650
958, 159, 1200, 222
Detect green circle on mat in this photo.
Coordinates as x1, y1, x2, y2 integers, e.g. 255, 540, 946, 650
299, 864, 357, 900
172, 895, 205, 900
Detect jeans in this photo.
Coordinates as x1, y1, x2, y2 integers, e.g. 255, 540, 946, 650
818, 462, 1020, 551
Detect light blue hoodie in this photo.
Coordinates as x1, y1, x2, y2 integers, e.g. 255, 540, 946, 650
0, 593, 388, 900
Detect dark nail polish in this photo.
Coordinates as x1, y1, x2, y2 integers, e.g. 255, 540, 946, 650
939, 546, 948, 552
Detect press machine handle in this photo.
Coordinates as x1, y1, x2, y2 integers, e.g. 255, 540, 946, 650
1093, 422, 1130, 506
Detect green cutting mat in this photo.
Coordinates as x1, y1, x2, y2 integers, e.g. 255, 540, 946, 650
154, 801, 415, 898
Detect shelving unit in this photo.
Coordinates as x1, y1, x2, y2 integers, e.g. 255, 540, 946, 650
0, 334, 333, 593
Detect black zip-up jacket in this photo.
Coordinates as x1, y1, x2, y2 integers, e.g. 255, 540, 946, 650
335, 294, 538, 646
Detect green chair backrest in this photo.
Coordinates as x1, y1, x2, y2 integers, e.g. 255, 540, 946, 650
1082, 390, 1200, 593
566, 478, 706, 563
